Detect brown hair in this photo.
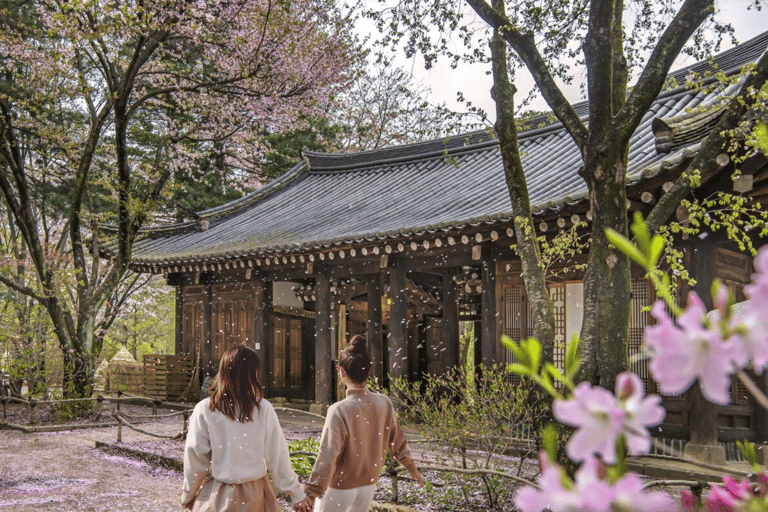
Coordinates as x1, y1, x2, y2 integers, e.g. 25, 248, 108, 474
338, 335, 372, 384
208, 344, 264, 422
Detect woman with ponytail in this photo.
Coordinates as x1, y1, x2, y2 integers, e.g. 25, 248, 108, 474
303, 335, 424, 511
182, 344, 312, 511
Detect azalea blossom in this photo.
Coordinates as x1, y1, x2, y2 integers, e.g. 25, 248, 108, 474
615, 372, 666, 456
733, 246, 768, 372
553, 372, 664, 464
644, 292, 737, 405
514, 455, 674, 512
682, 473, 767, 512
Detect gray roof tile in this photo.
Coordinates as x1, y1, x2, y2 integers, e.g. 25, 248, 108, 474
130, 32, 768, 267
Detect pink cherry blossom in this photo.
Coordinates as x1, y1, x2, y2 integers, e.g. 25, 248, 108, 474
553, 372, 664, 464
514, 456, 674, 512
645, 292, 737, 405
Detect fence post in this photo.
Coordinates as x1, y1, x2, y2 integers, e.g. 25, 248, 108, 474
117, 391, 122, 412
95, 395, 104, 413
28, 399, 36, 425
152, 399, 162, 416
387, 460, 399, 503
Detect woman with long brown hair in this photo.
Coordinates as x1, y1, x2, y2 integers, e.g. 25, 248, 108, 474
303, 335, 424, 511
182, 344, 312, 511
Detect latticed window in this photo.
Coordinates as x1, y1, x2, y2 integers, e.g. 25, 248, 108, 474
502, 278, 657, 391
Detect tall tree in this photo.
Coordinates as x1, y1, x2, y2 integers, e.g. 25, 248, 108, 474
373, 0, 768, 389
334, 63, 482, 152
0, 0, 358, 398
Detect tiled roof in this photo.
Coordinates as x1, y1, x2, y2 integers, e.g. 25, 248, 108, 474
129, 31, 768, 269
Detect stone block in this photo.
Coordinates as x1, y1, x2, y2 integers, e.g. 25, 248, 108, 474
683, 443, 726, 466
309, 403, 328, 417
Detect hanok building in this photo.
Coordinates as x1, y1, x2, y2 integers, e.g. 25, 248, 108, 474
129, 32, 768, 445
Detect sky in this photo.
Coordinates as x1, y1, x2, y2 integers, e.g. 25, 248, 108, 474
368, 0, 768, 123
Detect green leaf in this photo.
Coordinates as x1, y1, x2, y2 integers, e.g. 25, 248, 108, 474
736, 440, 760, 472
630, 212, 651, 255
544, 363, 566, 384
539, 369, 557, 396
649, 234, 666, 268
565, 333, 581, 381
507, 363, 531, 376
606, 228, 646, 268
522, 338, 542, 374
542, 424, 559, 462
501, 335, 525, 363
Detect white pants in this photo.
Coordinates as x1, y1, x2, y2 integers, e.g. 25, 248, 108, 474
313, 484, 376, 512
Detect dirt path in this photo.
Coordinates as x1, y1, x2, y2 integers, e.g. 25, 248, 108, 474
0, 406, 329, 512
0, 424, 183, 511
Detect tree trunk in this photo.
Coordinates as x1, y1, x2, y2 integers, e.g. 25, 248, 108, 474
579, 150, 632, 390
489, 21, 555, 362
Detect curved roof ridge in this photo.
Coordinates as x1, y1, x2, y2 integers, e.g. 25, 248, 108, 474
303, 130, 498, 171
138, 159, 310, 237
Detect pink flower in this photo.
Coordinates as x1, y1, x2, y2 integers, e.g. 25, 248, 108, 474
553, 372, 664, 463
616, 372, 665, 455
645, 292, 737, 405
704, 475, 754, 512
554, 382, 625, 463
612, 472, 675, 512
514, 455, 674, 512
736, 246, 768, 372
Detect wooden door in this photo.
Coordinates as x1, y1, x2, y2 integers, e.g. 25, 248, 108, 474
271, 313, 305, 398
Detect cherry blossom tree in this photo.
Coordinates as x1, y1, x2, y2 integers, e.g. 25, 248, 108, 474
0, 0, 359, 398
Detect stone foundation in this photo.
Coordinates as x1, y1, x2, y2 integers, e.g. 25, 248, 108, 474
683, 443, 726, 466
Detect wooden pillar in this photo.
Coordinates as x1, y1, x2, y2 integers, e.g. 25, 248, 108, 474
684, 242, 725, 464
442, 271, 460, 372
754, 372, 768, 443
367, 273, 384, 384
203, 280, 213, 378
253, 276, 271, 394
388, 265, 408, 382
315, 274, 333, 405
174, 283, 183, 355
480, 254, 497, 366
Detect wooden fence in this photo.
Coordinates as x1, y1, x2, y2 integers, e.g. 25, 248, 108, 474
143, 354, 194, 401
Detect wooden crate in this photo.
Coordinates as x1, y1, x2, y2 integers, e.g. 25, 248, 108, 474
143, 354, 194, 401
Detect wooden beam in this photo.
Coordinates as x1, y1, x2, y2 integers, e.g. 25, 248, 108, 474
367, 273, 384, 383
315, 274, 333, 405
388, 265, 408, 382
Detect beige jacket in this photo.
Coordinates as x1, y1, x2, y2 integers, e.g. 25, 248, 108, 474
304, 387, 419, 497
181, 398, 305, 507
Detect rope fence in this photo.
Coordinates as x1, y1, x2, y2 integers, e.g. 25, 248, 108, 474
112, 410, 190, 443
1, 391, 193, 426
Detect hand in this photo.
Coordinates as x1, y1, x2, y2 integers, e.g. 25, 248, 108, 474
413, 471, 425, 488
293, 496, 312, 512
